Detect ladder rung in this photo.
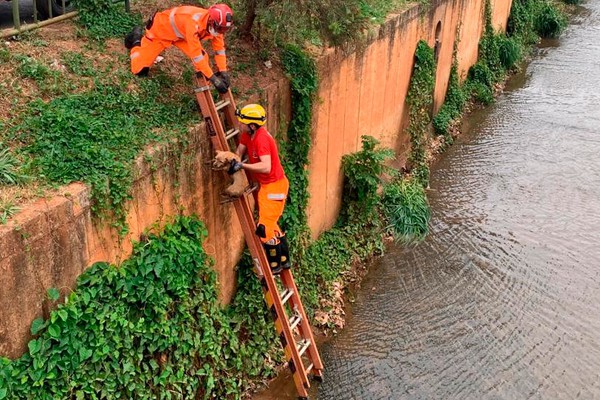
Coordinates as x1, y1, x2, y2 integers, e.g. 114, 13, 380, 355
289, 314, 302, 331
225, 128, 240, 140
297, 339, 311, 357
305, 363, 314, 375
280, 288, 294, 305
194, 85, 211, 93
215, 99, 231, 111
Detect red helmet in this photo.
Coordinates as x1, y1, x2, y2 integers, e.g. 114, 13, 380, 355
208, 4, 234, 34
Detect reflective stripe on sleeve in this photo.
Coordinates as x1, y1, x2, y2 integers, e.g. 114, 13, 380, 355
267, 193, 286, 201
169, 8, 184, 39
130, 52, 140, 60
192, 54, 205, 63
215, 50, 226, 55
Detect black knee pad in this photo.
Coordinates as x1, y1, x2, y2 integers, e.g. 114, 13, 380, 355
255, 224, 266, 238
263, 242, 282, 275
124, 26, 143, 49
279, 234, 291, 269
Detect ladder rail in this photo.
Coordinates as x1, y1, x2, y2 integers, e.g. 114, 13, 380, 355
280, 271, 324, 377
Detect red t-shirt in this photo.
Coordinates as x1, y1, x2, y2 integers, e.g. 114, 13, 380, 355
240, 126, 285, 185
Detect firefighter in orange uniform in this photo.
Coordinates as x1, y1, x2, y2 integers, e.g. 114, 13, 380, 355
124, 4, 233, 93
229, 104, 291, 275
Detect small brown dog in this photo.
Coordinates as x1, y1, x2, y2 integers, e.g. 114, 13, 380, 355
212, 150, 248, 197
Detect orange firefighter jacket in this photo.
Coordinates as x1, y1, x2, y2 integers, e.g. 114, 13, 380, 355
137, 6, 227, 78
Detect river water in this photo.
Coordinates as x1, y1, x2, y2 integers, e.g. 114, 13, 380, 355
254, 2, 600, 400
313, 3, 600, 400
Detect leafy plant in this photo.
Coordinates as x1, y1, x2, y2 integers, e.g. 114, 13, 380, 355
433, 46, 466, 140
0, 201, 19, 224
534, 1, 567, 38
508, 0, 566, 44
72, 0, 141, 40
498, 35, 521, 69
14, 55, 53, 82
61, 51, 96, 77
405, 40, 436, 187
0, 216, 280, 399
280, 45, 318, 243
13, 82, 194, 234
341, 135, 393, 212
382, 178, 430, 242
0, 148, 28, 185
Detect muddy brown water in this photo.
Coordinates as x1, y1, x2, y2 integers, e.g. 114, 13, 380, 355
254, 2, 600, 400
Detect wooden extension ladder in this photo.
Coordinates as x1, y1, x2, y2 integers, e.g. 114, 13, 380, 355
192, 75, 324, 399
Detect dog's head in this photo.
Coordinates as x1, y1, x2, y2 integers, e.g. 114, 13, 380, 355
213, 150, 241, 170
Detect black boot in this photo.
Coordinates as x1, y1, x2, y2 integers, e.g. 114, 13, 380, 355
136, 67, 150, 77
263, 242, 283, 275
279, 233, 291, 270
124, 26, 144, 49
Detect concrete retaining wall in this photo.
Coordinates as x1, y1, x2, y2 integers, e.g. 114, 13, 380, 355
0, 0, 512, 358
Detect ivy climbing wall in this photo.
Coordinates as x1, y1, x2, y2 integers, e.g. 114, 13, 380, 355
306, 0, 513, 237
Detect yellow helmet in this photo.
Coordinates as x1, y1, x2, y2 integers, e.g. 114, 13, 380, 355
236, 104, 266, 126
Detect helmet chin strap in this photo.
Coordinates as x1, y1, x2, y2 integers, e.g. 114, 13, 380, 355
248, 124, 258, 135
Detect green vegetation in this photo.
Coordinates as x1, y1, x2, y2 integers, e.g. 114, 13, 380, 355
72, 0, 140, 40
382, 178, 430, 242
0, 216, 279, 399
406, 40, 436, 187
342, 135, 394, 213
0, 148, 28, 186
279, 45, 318, 244
431, 45, 465, 143
0, 202, 19, 225
61, 51, 97, 77
534, 1, 567, 38
11, 81, 195, 234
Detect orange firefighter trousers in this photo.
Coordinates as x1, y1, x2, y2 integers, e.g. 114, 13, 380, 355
257, 177, 289, 244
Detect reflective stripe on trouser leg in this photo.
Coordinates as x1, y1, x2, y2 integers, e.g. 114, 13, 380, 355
130, 36, 170, 74
257, 177, 289, 244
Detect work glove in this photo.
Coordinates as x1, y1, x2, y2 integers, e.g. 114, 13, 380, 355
209, 74, 229, 94
228, 159, 243, 175
215, 71, 230, 89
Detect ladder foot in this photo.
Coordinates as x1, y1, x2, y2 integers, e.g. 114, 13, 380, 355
312, 373, 324, 383
298, 397, 309, 400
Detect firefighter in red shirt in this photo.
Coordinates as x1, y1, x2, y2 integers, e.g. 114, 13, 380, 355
124, 4, 233, 93
229, 104, 290, 274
